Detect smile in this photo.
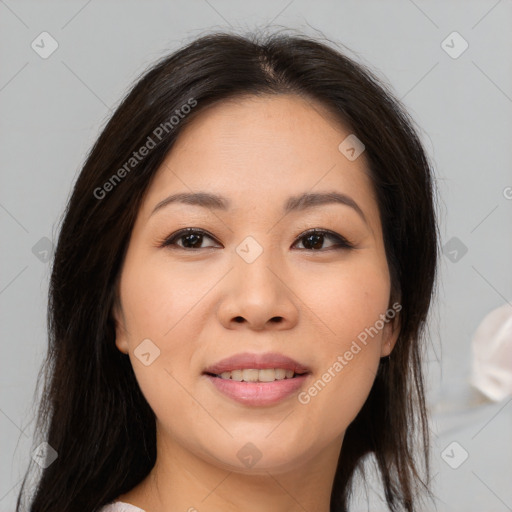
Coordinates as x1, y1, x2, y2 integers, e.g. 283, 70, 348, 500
208, 368, 306, 382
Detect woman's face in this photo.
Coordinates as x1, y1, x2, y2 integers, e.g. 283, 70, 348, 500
114, 94, 399, 474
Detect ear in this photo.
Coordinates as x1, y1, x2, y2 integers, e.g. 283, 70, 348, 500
112, 296, 129, 355
380, 308, 401, 358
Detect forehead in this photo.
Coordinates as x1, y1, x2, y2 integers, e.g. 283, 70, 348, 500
141, 94, 379, 226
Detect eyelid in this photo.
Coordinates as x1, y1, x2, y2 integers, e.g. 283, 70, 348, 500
292, 228, 355, 250
159, 227, 354, 251
158, 227, 220, 249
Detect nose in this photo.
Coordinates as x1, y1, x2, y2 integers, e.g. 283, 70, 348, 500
217, 249, 299, 331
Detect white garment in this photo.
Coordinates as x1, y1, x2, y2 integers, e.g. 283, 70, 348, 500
98, 502, 145, 512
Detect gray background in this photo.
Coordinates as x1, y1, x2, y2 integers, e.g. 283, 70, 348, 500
1, 1, 511, 511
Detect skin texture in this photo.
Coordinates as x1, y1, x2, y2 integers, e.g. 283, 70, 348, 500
113, 94, 400, 512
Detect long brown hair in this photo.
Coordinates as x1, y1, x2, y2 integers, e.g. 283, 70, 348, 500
17, 30, 439, 512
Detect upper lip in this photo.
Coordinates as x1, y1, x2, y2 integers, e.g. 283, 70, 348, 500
203, 352, 311, 375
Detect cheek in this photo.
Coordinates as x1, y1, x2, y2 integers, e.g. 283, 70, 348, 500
294, 257, 390, 434
118, 254, 213, 423
120, 252, 214, 340
300, 253, 391, 346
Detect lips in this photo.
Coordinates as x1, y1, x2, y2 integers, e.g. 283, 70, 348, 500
203, 353, 312, 406
203, 351, 311, 376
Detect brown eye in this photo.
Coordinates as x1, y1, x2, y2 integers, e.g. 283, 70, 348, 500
160, 228, 353, 252
293, 229, 353, 251
161, 228, 220, 250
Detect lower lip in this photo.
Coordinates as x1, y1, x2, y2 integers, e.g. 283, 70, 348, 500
204, 374, 310, 407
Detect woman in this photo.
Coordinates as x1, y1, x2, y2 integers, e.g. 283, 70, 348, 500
17, 30, 439, 512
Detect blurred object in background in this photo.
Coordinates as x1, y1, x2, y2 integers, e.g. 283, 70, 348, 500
470, 303, 512, 402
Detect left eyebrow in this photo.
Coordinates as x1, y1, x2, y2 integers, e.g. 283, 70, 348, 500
150, 190, 368, 226
283, 191, 368, 226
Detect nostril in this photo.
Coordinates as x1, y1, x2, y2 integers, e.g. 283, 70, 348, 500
234, 316, 244, 323
271, 317, 283, 323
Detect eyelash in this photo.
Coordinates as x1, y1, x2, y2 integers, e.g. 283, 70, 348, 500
158, 227, 354, 252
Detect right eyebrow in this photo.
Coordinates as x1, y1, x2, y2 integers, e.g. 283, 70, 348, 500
150, 190, 368, 227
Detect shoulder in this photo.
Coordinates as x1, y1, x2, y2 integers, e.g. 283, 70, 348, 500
98, 502, 146, 512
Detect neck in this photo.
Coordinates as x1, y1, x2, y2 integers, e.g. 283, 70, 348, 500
119, 424, 343, 512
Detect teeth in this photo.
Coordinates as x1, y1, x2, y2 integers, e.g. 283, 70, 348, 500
218, 368, 297, 381
231, 370, 243, 381
243, 369, 259, 382
274, 369, 286, 380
